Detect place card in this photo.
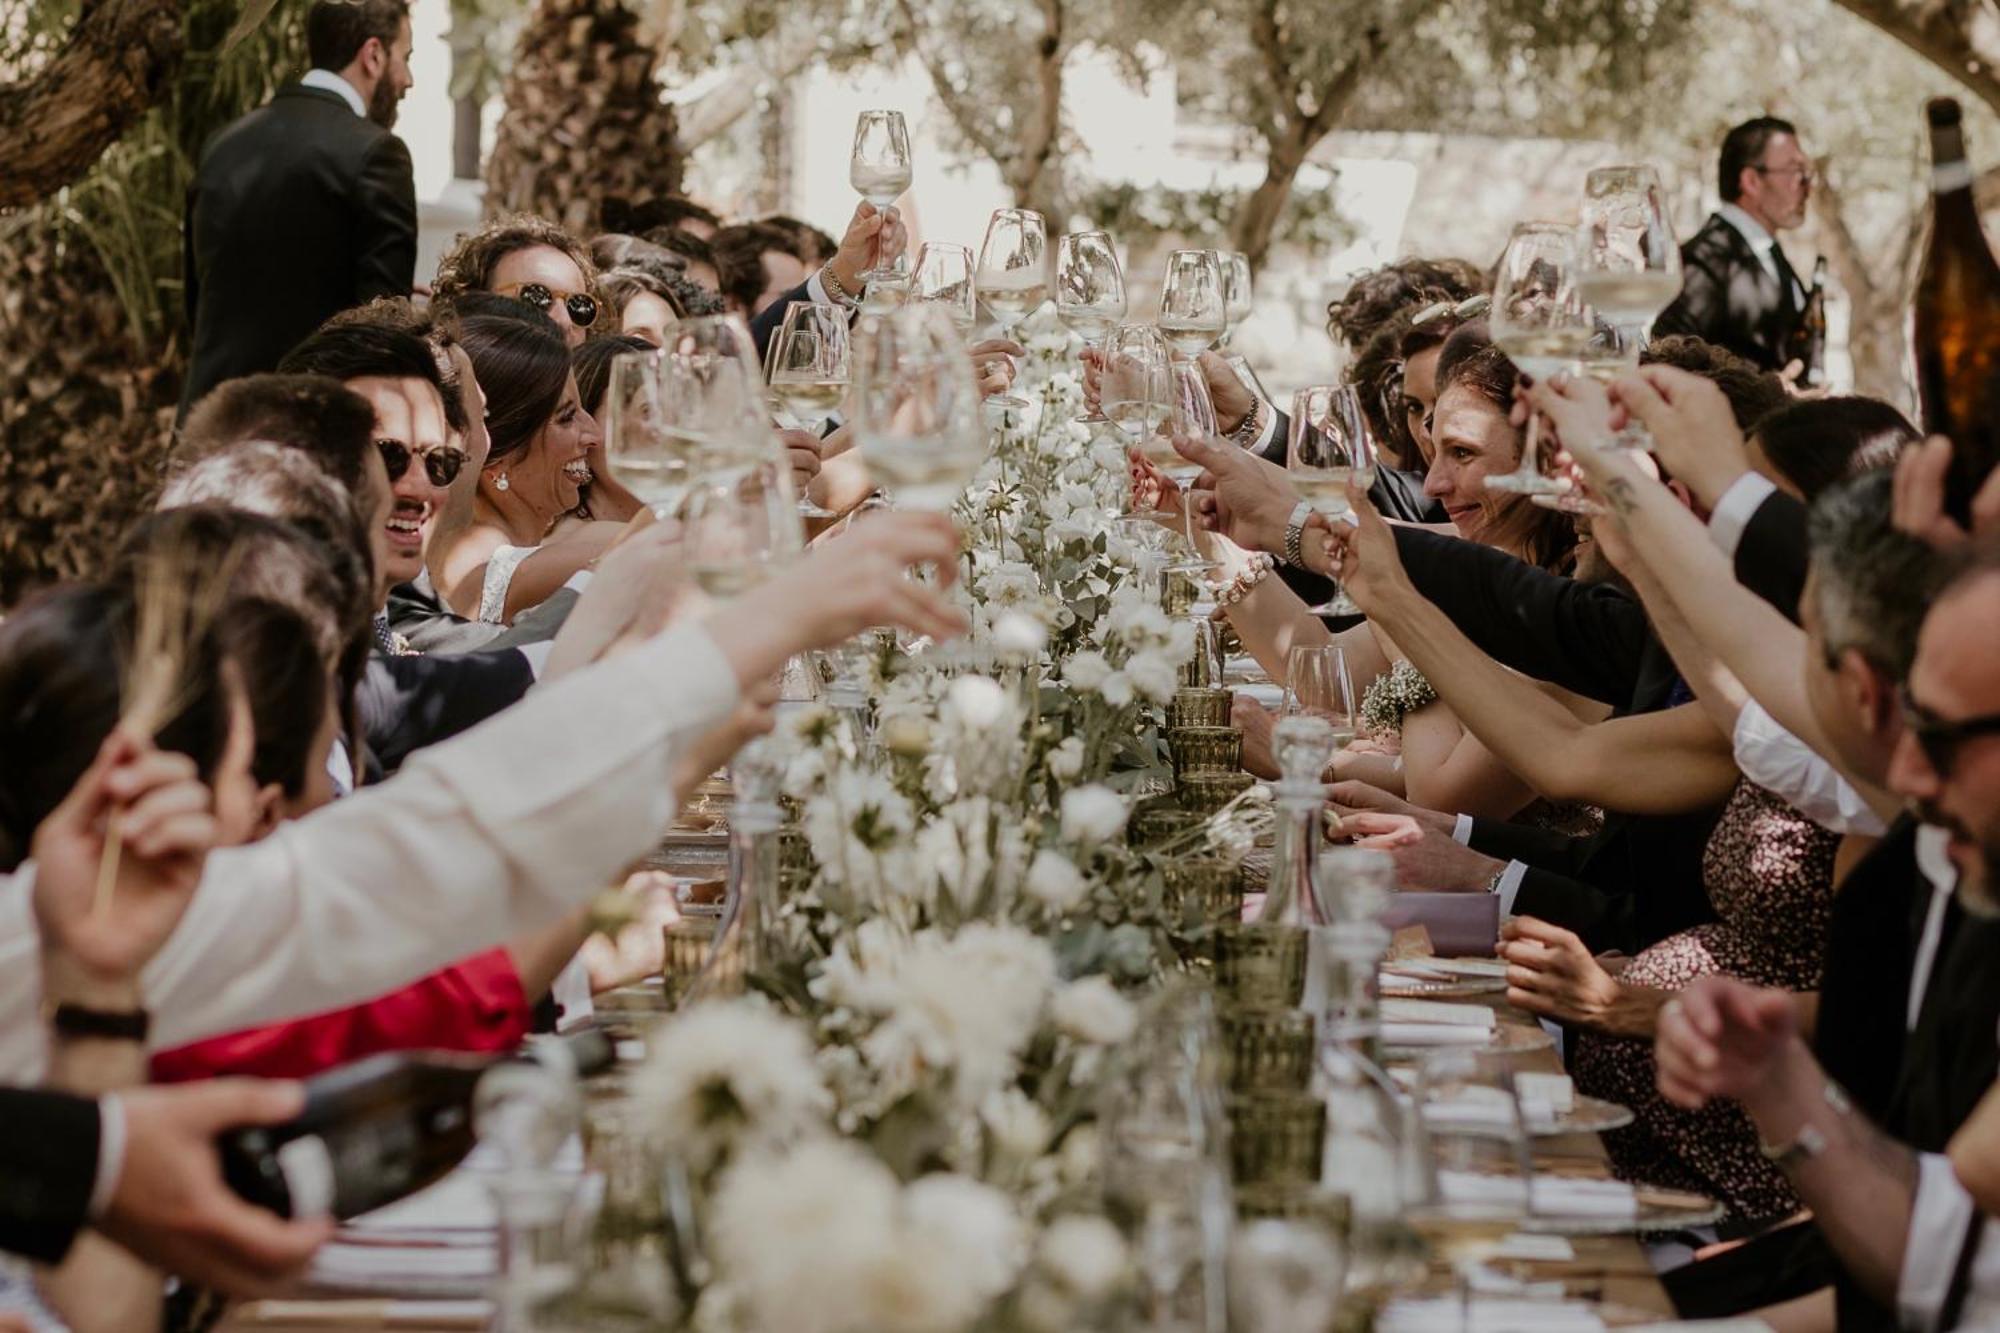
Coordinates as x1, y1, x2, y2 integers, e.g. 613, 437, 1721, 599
1381, 998, 1497, 1029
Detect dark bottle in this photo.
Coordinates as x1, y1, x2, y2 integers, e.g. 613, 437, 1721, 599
1913, 97, 2000, 523
219, 1027, 614, 1220
1790, 256, 1828, 387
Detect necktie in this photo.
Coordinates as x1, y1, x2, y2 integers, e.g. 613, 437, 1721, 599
1769, 242, 1803, 321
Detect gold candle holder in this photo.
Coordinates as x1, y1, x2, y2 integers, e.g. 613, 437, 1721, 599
1169, 687, 1233, 730
1220, 1007, 1316, 1093
1213, 922, 1308, 1008
1132, 800, 1195, 848
1168, 725, 1243, 778
1229, 1091, 1328, 1188
1177, 770, 1254, 817
1162, 856, 1241, 932
660, 918, 718, 1008
1164, 571, 1199, 618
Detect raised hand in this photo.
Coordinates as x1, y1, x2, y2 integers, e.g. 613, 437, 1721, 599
542, 517, 694, 678
771, 510, 970, 646
101, 1079, 333, 1295
969, 338, 1024, 400
1193, 350, 1256, 435
1312, 482, 1410, 612
1654, 974, 1799, 1110
830, 202, 903, 297
32, 733, 218, 997
1169, 432, 1297, 553
1893, 434, 2000, 553
1608, 365, 1751, 509
779, 427, 825, 494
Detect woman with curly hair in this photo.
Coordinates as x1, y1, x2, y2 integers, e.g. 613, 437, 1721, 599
432, 214, 604, 348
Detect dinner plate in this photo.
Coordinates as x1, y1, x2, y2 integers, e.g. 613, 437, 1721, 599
1524, 1096, 1636, 1137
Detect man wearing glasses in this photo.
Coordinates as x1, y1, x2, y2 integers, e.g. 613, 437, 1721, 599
1656, 116, 1815, 375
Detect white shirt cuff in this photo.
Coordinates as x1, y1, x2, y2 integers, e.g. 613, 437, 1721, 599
1901, 1151, 1976, 1330
1251, 404, 1281, 458
1493, 860, 1528, 918
1706, 472, 1777, 559
806, 271, 834, 307
89, 1094, 126, 1219
1452, 813, 1474, 845
562, 570, 593, 595
517, 642, 554, 680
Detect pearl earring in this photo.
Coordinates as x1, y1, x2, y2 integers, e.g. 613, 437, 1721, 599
494, 472, 510, 492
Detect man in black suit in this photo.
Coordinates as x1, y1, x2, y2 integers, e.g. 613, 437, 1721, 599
181, 0, 417, 414
1654, 116, 1814, 374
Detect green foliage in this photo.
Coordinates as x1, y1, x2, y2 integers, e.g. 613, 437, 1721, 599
1074, 178, 1357, 255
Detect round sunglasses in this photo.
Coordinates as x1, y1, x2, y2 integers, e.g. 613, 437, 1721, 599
499, 281, 599, 329
376, 439, 469, 488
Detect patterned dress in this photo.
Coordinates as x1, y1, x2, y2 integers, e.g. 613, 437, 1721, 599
1568, 780, 1839, 1223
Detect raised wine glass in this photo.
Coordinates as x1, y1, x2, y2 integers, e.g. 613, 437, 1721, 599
1287, 384, 1379, 617
1280, 642, 1357, 751
849, 302, 986, 513
1099, 323, 1172, 521
911, 242, 977, 335
1575, 164, 1683, 454
1056, 230, 1128, 424
601, 347, 692, 518
1153, 360, 1221, 578
976, 208, 1047, 412
681, 457, 804, 599
849, 110, 912, 286
1158, 248, 1226, 358
1219, 251, 1254, 345
763, 301, 850, 518
1485, 222, 1592, 498
661, 312, 778, 485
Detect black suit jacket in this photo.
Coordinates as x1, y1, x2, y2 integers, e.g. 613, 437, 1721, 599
356, 649, 536, 777
1654, 212, 1801, 374
1734, 488, 1809, 625
181, 83, 417, 413
751, 278, 816, 363
0, 1089, 101, 1263
385, 572, 579, 656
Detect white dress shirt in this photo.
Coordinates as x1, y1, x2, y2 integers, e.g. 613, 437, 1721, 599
1706, 471, 1779, 560
0, 622, 739, 1081
1449, 814, 1529, 916
298, 68, 367, 118
1731, 700, 1888, 837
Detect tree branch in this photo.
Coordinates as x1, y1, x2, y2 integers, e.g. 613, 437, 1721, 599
1828, 0, 2000, 116
895, 0, 1010, 171
0, 0, 186, 210
676, 19, 825, 147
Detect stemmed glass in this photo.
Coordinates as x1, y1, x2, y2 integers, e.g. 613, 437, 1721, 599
681, 456, 805, 598
849, 302, 985, 513
1219, 251, 1254, 345
1404, 1050, 1534, 1331
1286, 384, 1379, 617
976, 208, 1047, 413
1153, 360, 1220, 578
911, 242, 976, 335
660, 312, 782, 491
1485, 222, 1593, 498
1099, 323, 1173, 521
1574, 164, 1682, 453
1157, 249, 1226, 357
849, 110, 912, 288
601, 347, 692, 518
763, 301, 850, 518
1273, 642, 1355, 793
1056, 230, 1128, 424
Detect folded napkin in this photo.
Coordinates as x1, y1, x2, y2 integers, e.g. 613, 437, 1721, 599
1432, 958, 1510, 979
1381, 1022, 1497, 1047
1381, 998, 1497, 1029
1515, 1072, 1574, 1113
1529, 1176, 1637, 1219
1383, 961, 1458, 982
1376, 1296, 1607, 1332
1420, 1087, 1524, 1135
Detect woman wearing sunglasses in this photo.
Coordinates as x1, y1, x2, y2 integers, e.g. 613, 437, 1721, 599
433, 215, 606, 349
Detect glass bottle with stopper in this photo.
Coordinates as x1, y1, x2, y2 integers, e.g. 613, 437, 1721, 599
695, 736, 786, 999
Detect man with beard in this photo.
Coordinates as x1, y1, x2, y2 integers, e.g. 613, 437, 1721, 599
180, 0, 417, 415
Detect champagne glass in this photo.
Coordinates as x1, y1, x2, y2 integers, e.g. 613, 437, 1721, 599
1575, 164, 1682, 456
1287, 384, 1379, 617
850, 302, 985, 512
1485, 222, 1591, 498
1099, 323, 1172, 521
976, 208, 1047, 412
763, 301, 850, 519
911, 242, 977, 335
849, 110, 912, 284
1404, 1049, 1533, 1331
1157, 248, 1226, 357
601, 347, 690, 518
1154, 360, 1221, 577
1057, 230, 1128, 423
1219, 250, 1254, 344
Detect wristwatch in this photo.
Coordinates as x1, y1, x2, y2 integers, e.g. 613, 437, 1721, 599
1282, 501, 1314, 568
1231, 398, 1265, 449
1757, 1081, 1851, 1169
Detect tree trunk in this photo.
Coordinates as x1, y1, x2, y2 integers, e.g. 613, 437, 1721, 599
1228, 131, 1310, 271
0, 0, 186, 209
484, 0, 684, 231
1808, 160, 1908, 403
1004, 0, 1067, 222
1828, 0, 2000, 116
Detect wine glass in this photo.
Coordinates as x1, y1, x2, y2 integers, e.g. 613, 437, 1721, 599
1404, 1049, 1534, 1331
1056, 230, 1128, 423
1152, 361, 1221, 578
1575, 165, 1682, 456
850, 302, 985, 513
1157, 249, 1226, 357
1281, 643, 1357, 747
1099, 323, 1172, 521
763, 302, 850, 519
849, 110, 912, 285
976, 209, 1047, 412
1219, 251, 1254, 344
1485, 222, 1592, 498
681, 456, 803, 598
911, 242, 977, 335
1286, 384, 1379, 617
601, 347, 690, 518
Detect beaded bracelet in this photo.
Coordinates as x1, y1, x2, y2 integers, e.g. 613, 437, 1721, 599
1217, 553, 1276, 606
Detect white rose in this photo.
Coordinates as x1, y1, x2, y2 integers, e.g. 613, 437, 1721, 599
1050, 975, 1139, 1045
1063, 649, 1112, 691
946, 674, 1009, 730
1097, 670, 1133, 708
980, 1088, 1053, 1160
1059, 784, 1127, 846
994, 610, 1049, 657
1037, 1214, 1129, 1300
1046, 735, 1085, 781
1124, 651, 1180, 705
1024, 848, 1088, 911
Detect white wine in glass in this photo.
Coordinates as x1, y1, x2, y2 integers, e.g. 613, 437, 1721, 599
977, 208, 1047, 412
850, 303, 987, 513
1486, 221, 1588, 497
1288, 385, 1378, 616
911, 242, 977, 335
850, 110, 912, 284
1157, 249, 1226, 355
602, 347, 692, 516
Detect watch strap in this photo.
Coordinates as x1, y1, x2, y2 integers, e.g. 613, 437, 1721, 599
49, 1002, 150, 1043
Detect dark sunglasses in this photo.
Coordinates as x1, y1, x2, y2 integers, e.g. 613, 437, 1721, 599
376, 439, 469, 488
503, 281, 599, 329
1898, 684, 2000, 775
1409, 293, 1490, 328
